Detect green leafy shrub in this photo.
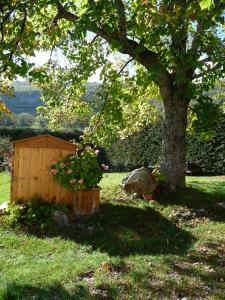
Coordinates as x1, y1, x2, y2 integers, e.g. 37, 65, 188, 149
0, 135, 12, 172
5, 198, 67, 231
106, 116, 225, 175
50, 145, 106, 190
0, 127, 82, 142
106, 123, 162, 170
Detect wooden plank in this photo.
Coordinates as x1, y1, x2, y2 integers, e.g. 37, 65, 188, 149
41, 148, 50, 202
22, 148, 32, 201
29, 148, 39, 199
37, 148, 44, 199
73, 190, 100, 215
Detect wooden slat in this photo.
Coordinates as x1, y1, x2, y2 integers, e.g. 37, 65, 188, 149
73, 190, 100, 214
29, 148, 39, 199
41, 148, 50, 201
37, 148, 44, 199
22, 148, 32, 201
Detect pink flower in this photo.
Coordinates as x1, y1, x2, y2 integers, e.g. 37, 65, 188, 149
95, 149, 100, 155
60, 163, 65, 168
78, 179, 84, 184
101, 164, 109, 171
67, 169, 73, 174
70, 179, 77, 184
52, 160, 57, 165
50, 169, 58, 175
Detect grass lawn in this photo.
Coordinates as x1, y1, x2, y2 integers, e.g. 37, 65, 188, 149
0, 172, 10, 204
0, 172, 225, 299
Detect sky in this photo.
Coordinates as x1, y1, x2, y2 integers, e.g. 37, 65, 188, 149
27, 50, 101, 83
25, 48, 133, 83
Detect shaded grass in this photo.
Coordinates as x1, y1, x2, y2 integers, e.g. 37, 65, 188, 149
0, 172, 225, 299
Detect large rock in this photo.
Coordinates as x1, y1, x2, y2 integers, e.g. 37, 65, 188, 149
120, 167, 157, 195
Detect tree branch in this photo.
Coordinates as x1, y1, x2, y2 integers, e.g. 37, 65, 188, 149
93, 57, 134, 131
115, 0, 126, 37
55, 2, 171, 89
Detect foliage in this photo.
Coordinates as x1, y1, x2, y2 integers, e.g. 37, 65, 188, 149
0, 136, 12, 172
187, 116, 225, 175
0, 102, 10, 115
107, 115, 225, 175
50, 145, 105, 190
107, 122, 162, 170
0, 127, 82, 143
5, 197, 67, 231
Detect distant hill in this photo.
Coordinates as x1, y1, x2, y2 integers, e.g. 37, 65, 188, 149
0, 81, 100, 116
1, 81, 42, 115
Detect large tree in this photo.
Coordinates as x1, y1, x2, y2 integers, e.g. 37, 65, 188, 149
0, 0, 224, 190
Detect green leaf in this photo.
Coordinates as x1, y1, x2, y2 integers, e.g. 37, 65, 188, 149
199, 0, 214, 10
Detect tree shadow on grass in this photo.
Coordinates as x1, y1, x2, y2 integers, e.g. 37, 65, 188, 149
44, 203, 194, 257
0, 283, 91, 300
157, 182, 225, 222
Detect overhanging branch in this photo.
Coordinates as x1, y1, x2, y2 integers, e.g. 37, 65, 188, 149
93, 57, 134, 131
55, 1, 171, 87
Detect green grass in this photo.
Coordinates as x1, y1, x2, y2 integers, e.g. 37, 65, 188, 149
0, 172, 10, 204
0, 172, 225, 299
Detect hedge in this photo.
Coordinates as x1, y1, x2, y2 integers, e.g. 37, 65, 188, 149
0, 127, 82, 142
1, 119, 225, 175
106, 117, 225, 175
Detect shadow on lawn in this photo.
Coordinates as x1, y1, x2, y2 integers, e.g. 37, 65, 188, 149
0, 283, 91, 300
157, 182, 225, 222
44, 203, 194, 257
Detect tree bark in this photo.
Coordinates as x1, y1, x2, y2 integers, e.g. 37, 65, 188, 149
160, 93, 189, 192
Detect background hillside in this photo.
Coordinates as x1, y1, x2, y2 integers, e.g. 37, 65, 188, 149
0, 81, 99, 116
1, 81, 42, 115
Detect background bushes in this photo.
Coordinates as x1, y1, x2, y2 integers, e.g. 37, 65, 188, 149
0, 127, 82, 142
1, 116, 225, 175
107, 117, 225, 175
186, 118, 225, 175
107, 123, 161, 170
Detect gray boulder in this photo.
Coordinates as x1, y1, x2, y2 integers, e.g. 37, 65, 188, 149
120, 167, 157, 195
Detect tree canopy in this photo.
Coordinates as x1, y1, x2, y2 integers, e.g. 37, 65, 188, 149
0, 0, 224, 189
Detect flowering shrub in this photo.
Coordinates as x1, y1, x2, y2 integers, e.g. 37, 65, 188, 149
50, 145, 108, 190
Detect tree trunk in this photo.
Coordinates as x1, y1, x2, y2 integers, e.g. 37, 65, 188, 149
160, 94, 189, 192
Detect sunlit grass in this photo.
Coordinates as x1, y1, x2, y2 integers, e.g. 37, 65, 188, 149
0, 172, 10, 204
0, 172, 225, 299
